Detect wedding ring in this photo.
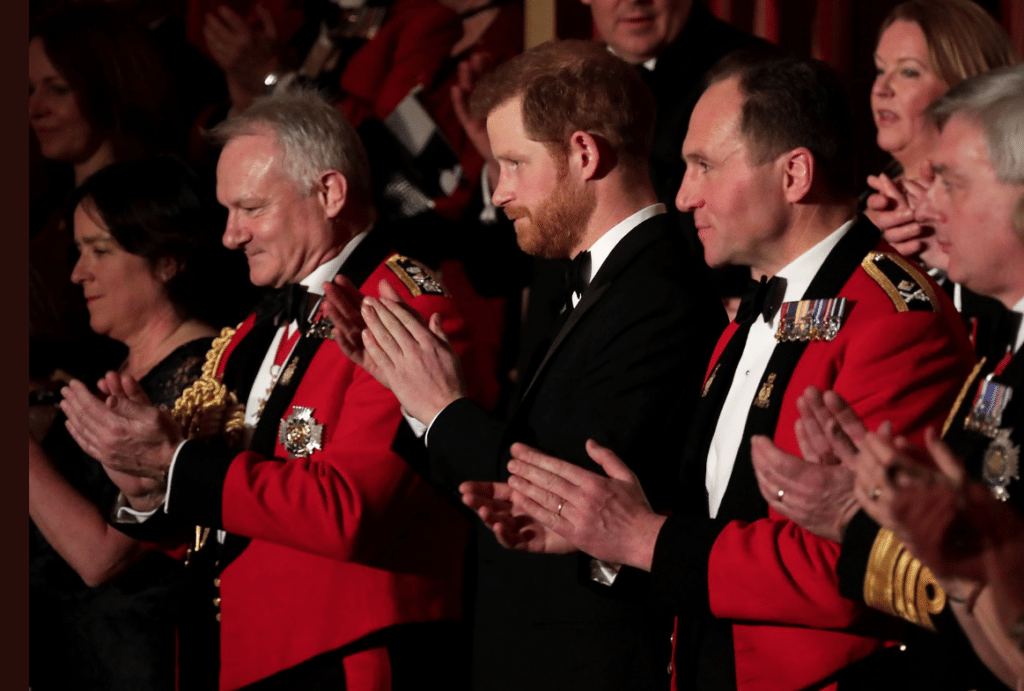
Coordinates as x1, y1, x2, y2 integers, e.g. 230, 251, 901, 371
870, 485, 883, 500
556, 500, 565, 517
776, 489, 785, 501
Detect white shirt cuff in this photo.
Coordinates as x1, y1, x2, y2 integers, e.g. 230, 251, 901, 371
590, 558, 623, 586
402, 403, 456, 448
112, 439, 189, 522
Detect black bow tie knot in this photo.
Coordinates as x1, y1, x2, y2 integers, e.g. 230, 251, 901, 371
256, 283, 314, 331
736, 275, 785, 326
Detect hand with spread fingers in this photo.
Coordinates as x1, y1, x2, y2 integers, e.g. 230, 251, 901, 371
504, 440, 667, 571
344, 279, 466, 425
59, 375, 182, 498
459, 479, 576, 554
864, 168, 941, 268
751, 387, 867, 542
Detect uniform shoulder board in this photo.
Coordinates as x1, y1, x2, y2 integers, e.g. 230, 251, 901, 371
860, 251, 940, 312
385, 254, 450, 297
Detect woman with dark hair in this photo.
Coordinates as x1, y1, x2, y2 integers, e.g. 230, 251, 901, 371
29, 157, 240, 691
29, 2, 180, 179
30, 2, 184, 385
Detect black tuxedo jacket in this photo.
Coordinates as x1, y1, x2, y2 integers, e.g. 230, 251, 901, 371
420, 214, 727, 690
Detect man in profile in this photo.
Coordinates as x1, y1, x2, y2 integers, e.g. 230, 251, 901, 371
468, 53, 976, 689
60, 89, 480, 690
751, 63, 1024, 690
327, 40, 726, 691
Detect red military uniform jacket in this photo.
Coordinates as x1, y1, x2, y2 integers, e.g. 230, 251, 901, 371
165, 234, 478, 690
651, 218, 976, 691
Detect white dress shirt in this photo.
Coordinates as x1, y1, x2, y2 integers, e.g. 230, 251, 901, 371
705, 219, 854, 518
1011, 295, 1024, 355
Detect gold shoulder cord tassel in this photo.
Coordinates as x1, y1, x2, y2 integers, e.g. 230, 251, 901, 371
863, 528, 946, 630
172, 326, 246, 447
172, 325, 244, 564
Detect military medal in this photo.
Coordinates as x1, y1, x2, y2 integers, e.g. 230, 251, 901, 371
775, 297, 847, 342
982, 429, 1019, 501
753, 373, 776, 409
279, 406, 325, 458
964, 375, 1012, 438
303, 296, 335, 340
279, 359, 298, 386
306, 316, 335, 340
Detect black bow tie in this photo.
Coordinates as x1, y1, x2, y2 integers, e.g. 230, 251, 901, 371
736, 275, 785, 326
564, 251, 592, 308
256, 283, 315, 332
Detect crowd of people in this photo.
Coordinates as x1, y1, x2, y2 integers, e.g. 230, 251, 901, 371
28, 0, 1024, 690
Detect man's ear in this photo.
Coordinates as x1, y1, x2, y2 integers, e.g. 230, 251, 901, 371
782, 147, 814, 203
568, 131, 602, 182
317, 169, 348, 219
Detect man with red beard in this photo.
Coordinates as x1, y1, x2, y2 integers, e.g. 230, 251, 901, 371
325, 40, 726, 691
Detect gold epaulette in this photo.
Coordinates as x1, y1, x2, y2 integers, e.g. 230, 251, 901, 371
172, 325, 246, 447
861, 252, 941, 312
385, 254, 450, 297
863, 528, 946, 630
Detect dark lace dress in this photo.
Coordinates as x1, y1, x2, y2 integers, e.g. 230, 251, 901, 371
30, 338, 212, 691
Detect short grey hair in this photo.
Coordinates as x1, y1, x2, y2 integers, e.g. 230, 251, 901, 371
928, 64, 1024, 185
209, 88, 375, 215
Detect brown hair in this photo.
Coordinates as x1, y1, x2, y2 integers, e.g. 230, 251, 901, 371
470, 40, 655, 168
31, 2, 181, 160
705, 50, 856, 196
879, 0, 1018, 89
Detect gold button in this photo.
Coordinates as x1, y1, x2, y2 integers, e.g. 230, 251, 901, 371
213, 597, 221, 608
667, 663, 673, 675
213, 578, 221, 588
670, 633, 674, 644
215, 613, 221, 622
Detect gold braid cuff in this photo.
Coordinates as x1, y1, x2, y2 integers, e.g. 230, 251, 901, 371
863, 528, 947, 630
172, 326, 246, 447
